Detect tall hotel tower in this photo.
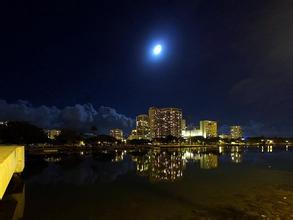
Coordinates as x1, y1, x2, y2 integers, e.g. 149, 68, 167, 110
136, 114, 150, 139
200, 120, 218, 138
149, 107, 182, 139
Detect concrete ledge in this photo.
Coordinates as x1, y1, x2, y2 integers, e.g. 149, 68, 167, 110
0, 146, 25, 199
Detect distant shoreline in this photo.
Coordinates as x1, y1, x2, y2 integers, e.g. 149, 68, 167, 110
21, 143, 292, 155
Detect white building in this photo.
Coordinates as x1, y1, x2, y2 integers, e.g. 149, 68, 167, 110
182, 127, 203, 138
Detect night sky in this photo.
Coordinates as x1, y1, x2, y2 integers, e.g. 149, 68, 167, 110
1, 0, 293, 136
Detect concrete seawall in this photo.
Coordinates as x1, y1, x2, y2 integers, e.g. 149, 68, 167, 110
0, 146, 25, 199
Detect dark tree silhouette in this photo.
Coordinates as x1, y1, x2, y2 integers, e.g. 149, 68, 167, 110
54, 129, 83, 145
90, 125, 98, 134
0, 121, 48, 144
127, 139, 151, 145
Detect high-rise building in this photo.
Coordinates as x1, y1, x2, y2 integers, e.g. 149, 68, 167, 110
181, 119, 187, 131
110, 129, 123, 141
230, 125, 243, 139
149, 107, 160, 139
136, 114, 150, 139
148, 107, 182, 139
200, 120, 218, 138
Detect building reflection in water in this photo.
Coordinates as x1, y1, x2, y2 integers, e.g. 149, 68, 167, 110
112, 150, 127, 162
218, 146, 224, 154
134, 149, 185, 182
267, 145, 273, 153
0, 176, 25, 220
230, 146, 243, 163
133, 148, 219, 182
260, 145, 274, 153
199, 154, 218, 169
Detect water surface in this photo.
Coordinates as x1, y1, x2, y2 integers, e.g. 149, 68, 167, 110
1, 145, 293, 219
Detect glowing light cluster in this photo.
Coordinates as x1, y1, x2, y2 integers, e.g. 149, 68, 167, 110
153, 44, 162, 55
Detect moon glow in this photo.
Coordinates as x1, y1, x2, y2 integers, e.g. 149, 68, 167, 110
153, 44, 162, 55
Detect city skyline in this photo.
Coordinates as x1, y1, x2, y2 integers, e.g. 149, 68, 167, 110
1, 2, 293, 220
0, 104, 243, 139
0, 101, 291, 138
115, 107, 245, 140
1, 1, 293, 137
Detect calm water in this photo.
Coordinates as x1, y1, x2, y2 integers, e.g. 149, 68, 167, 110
1, 145, 293, 220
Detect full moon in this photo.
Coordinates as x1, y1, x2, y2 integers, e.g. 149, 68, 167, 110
153, 44, 162, 55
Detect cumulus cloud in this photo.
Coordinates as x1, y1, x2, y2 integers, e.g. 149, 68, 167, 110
0, 99, 134, 134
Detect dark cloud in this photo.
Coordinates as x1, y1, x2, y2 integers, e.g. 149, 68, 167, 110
219, 120, 290, 137
226, 0, 293, 137
241, 121, 281, 137
231, 76, 293, 105
0, 99, 134, 134
241, 121, 271, 137
230, 68, 293, 136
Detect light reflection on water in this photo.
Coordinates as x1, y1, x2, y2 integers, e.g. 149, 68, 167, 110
1, 145, 293, 220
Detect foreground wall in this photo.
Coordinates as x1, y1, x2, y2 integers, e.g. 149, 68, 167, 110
0, 146, 25, 199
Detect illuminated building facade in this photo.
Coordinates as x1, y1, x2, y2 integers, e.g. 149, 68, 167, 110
219, 134, 230, 139
110, 129, 123, 141
200, 120, 218, 138
149, 107, 183, 139
47, 129, 61, 140
181, 119, 187, 131
230, 125, 243, 139
182, 127, 202, 138
136, 114, 150, 139
149, 107, 160, 139
127, 129, 138, 140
